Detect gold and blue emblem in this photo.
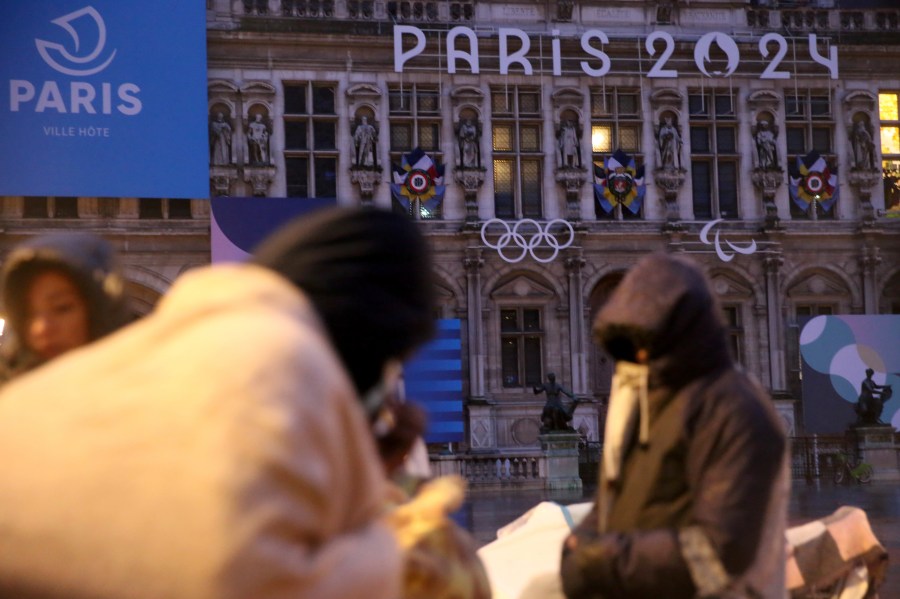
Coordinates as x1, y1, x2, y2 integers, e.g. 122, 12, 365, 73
593, 149, 645, 215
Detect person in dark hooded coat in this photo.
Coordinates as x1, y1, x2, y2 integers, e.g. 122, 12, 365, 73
0, 233, 130, 383
560, 253, 789, 599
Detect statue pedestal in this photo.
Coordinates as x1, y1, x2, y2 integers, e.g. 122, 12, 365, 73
852, 425, 900, 482
539, 433, 583, 491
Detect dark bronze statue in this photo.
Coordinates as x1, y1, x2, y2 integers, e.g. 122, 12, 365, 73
534, 372, 580, 433
855, 368, 892, 426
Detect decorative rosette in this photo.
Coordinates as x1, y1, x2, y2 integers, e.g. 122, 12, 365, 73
789, 151, 839, 213
391, 147, 446, 214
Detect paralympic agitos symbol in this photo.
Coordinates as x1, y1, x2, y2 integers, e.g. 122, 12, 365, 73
700, 219, 758, 263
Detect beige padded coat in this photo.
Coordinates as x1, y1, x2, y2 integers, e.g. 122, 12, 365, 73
0, 264, 401, 599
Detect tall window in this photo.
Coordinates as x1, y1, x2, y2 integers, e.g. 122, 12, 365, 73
591, 87, 643, 220
879, 92, 900, 214
283, 82, 337, 199
500, 308, 543, 388
389, 84, 442, 219
785, 90, 835, 218
722, 305, 744, 366
689, 90, 739, 219
492, 87, 542, 219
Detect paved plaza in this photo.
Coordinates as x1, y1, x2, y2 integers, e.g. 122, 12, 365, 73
457, 480, 900, 597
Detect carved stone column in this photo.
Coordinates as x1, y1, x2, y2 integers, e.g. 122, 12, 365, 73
751, 168, 784, 230
859, 246, 882, 314
747, 90, 784, 230
455, 167, 486, 224
754, 303, 771, 389
349, 166, 382, 207
465, 248, 495, 452
763, 251, 786, 393
555, 167, 586, 221
654, 168, 686, 227
464, 249, 486, 402
849, 170, 881, 227
210, 165, 239, 197
242, 165, 276, 197
565, 251, 588, 396
843, 92, 880, 226
555, 0, 574, 21
551, 89, 587, 222
649, 88, 686, 227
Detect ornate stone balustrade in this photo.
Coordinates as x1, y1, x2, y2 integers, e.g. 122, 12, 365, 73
431, 452, 546, 490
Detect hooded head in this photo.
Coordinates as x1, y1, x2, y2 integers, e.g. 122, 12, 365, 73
1, 233, 130, 376
593, 253, 731, 389
252, 207, 436, 399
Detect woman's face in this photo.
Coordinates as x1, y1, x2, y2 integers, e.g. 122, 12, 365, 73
24, 270, 90, 361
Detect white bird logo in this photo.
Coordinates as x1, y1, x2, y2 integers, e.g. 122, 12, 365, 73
35, 6, 116, 76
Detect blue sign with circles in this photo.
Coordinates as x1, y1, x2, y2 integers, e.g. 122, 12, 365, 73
0, 2, 208, 198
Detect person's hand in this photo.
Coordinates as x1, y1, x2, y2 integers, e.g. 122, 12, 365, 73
384, 475, 467, 549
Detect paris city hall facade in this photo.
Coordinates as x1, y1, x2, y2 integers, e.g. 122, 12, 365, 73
2, 0, 899, 456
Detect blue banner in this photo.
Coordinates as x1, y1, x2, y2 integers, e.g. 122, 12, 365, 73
405, 319, 465, 443
210, 197, 337, 262
0, 2, 208, 198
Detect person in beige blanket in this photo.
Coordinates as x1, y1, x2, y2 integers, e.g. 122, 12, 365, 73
0, 208, 437, 599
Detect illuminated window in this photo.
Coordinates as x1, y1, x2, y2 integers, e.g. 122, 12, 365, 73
283, 82, 337, 199
492, 86, 543, 219
591, 88, 643, 220
389, 84, 442, 219
785, 90, 836, 219
880, 92, 900, 215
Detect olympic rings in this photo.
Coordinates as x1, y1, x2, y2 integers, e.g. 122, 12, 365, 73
480, 218, 576, 263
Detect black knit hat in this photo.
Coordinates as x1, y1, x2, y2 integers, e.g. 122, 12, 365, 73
252, 207, 437, 395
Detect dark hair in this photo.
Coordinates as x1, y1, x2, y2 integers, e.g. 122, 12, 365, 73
1, 233, 130, 376
253, 207, 436, 395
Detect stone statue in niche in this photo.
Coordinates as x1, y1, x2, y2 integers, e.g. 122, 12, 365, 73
247, 114, 270, 165
850, 120, 876, 171
209, 111, 233, 166
753, 120, 778, 171
656, 115, 682, 170
557, 119, 581, 168
455, 117, 481, 169
352, 116, 378, 168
